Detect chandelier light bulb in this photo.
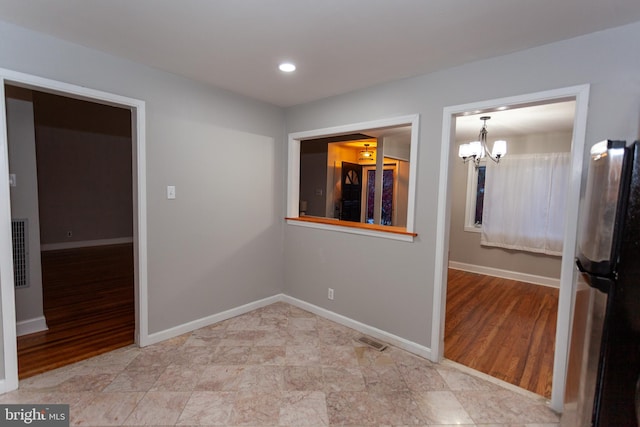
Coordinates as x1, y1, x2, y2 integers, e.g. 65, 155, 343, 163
493, 140, 507, 158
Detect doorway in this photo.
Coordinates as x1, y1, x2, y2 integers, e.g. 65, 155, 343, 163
444, 101, 574, 397
341, 161, 363, 222
0, 68, 148, 393
7, 86, 135, 378
431, 85, 590, 412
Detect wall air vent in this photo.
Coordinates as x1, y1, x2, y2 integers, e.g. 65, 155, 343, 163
11, 218, 29, 288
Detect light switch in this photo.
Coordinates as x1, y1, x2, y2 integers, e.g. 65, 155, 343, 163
167, 185, 176, 200
9, 174, 16, 187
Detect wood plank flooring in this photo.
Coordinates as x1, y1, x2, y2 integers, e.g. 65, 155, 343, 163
444, 269, 559, 398
17, 243, 135, 379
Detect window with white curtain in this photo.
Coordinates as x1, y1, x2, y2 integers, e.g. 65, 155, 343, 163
464, 161, 486, 232
480, 152, 570, 256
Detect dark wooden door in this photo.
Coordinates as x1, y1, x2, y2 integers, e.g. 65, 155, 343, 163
341, 162, 362, 222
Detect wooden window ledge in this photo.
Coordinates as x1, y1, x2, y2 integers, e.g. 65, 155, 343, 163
285, 216, 418, 241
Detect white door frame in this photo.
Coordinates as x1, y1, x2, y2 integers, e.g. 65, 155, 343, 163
0, 68, 149, 393
431, 84, 590, 412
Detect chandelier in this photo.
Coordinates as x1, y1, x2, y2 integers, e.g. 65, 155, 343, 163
458, 116, 507, 168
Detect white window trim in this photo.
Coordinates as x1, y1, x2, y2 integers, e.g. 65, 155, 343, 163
287, 114, 419, 242
463, 160, 485, 233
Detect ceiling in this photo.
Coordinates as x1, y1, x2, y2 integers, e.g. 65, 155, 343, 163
315, 101, 576, 153
455, 101, 577, 141
1, 1, 640, 107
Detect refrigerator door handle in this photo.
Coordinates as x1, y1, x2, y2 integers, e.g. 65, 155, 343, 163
576, 258, 587, 273
576, 258, 613, 293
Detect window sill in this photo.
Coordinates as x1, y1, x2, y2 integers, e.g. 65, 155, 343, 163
285, 216, 417, 242
464, 225, 482, 233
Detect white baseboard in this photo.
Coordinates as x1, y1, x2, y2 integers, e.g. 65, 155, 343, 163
143, 294, 283, 346
144, 293, 433, 362
282, 295, 433, 361
16, 316, 48, 337
41, 237, 133, 252
2, 294, 433, 395
448, 261, 560, 288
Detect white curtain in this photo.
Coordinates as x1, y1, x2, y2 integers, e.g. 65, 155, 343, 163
481, 152, 570, 256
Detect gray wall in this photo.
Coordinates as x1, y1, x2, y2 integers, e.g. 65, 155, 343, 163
449, 131, 572, 280
1, 17, 640, 382
284, 22, 640, 348
35, 126, 132, 246
299, 141, 328, 217
33, 92, 133, 246
6, 95, 45, 327
0, 16, 286, 352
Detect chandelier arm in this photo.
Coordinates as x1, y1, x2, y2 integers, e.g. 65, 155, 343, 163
480, 123, 501, 164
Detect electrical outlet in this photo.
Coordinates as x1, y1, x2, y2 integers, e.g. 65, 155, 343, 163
328, 288, 334, 300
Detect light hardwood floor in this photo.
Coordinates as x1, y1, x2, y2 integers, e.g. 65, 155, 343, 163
17, 243, 135, 379
444, 269, 559, 398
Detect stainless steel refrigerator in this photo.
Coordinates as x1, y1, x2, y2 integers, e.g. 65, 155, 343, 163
564, 140, 640, 426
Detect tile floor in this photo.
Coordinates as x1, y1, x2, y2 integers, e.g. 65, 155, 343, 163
0, 302, 561, 426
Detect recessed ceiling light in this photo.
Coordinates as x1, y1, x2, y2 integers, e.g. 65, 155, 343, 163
279, 62, 296, 72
